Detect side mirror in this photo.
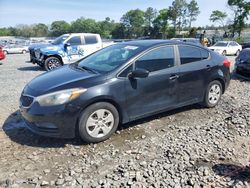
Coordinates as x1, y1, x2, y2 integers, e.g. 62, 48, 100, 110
64, 43, 70, 48
128, 68, 149, 79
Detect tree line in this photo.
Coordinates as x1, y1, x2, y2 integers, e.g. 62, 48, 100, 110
0, 0, 249, 39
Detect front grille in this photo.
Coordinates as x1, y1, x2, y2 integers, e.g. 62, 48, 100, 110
20, 95, 34, 107
29, 49, 35, 61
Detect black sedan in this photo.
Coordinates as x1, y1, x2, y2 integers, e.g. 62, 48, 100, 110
20, 40, 231, 143
235, 48, 250, 76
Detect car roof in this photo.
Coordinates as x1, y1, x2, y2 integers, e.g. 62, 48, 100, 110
119, 39, 202, 48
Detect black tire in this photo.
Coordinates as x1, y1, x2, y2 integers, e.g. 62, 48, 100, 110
222, 50, 226, 56
22, 50, 27, 54
44, 57, 62, 71
203, 80, 222, 108
78, 102, 119, 143
3, 51, 7, 55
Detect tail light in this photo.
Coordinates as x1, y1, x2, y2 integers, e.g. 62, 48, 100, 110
223, 59, 231, 68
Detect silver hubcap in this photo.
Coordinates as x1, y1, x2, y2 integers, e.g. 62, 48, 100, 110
86, 109, 114, 138
47, 59, 61, 70
208, 84, 221, 105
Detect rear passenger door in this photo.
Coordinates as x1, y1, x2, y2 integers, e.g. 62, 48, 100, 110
123, 46, 179, 120
177, 45, 211, 104
82, 35, 102, 57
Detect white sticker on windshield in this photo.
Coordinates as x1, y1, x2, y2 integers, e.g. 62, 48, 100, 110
124, 46, 139, 50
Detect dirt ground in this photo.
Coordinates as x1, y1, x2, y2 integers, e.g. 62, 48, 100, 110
0, 54, 249, 188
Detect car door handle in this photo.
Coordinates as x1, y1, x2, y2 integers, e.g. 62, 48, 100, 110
206, 65, 211, 70
169, 75, 179, 80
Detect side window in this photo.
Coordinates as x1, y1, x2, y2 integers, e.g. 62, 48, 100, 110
119, 65, 133, 77
85, 36, 98, 44
201, 49, 209, 60
135, 46, 175, 72
67, 36, 81, 46
179, 46, 204, 64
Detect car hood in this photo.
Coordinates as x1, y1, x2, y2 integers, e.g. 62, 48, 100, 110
25, 65, 103, 97
40, 45, 63, 53
29, 43, 52, 50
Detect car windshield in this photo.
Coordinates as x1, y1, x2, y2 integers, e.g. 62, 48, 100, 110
77, 44, 144, 73
52, 34, 69, 45
214, 42, 228, 47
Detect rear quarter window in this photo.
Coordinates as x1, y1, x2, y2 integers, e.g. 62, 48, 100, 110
179, 46, 209, 64
85, 36, 98, 44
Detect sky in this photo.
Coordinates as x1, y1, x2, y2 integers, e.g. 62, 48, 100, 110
0, 0, 237, 28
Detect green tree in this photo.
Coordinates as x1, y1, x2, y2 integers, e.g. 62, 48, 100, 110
15, 24, 35, 37
168, 0, 188, 35
70, 17, 100, 34
111, 23, 126, 39
228, 0, 250, 37
209, 10, 228, 33
98, 17, 116, 38
144, 7, 157, 36
50, 21, 70, 37
187, 0, 200, 29
152, 9, 169, 38
33, 23, 48, 37
121, 9, 145, 38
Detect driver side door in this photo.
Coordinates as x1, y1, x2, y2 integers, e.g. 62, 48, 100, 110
122, 46, 179, 120
65, 36, 84, 63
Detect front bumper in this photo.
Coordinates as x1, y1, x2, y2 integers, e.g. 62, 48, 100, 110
20, 102, 81, 138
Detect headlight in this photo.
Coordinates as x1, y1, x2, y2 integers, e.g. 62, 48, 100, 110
36, 88, 87, 106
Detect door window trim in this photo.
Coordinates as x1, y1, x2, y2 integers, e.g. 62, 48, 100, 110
117, 45, 177, 78
176, 45, 211, 66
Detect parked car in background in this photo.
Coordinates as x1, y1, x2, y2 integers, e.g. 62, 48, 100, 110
171, 38, 201, 45
20, 40, 231, 143
29, 33, 114, 71
235, 48, 250, 76
3, 44, 29, 55
0, 46, 5, 60
209, 41, 242, 56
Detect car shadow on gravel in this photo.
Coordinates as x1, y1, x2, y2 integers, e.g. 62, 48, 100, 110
2, 111, 83, 148
18, 66, 44, 72
3, 104, 204, 148
212, 163, 250, 184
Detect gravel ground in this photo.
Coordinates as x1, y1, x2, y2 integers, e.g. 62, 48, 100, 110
0, 54, 249, 188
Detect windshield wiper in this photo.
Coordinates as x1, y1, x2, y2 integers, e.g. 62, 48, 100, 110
77, 65, 98, 74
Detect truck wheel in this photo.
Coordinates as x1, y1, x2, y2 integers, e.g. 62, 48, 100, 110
78, 102, 119, 143
44, 57, 62, 71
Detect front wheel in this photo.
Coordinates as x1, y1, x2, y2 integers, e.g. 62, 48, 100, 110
44, 57, 62, 71
22, 50, 27, 54
203, 80, 222, 108
78, 102, 119, 143
222, 50, 226, 56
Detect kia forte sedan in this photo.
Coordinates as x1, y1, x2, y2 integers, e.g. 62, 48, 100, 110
20, 40, 231, 143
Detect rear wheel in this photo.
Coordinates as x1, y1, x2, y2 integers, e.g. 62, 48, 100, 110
44, 57, 62, 71
203, 80, 222, 108
78, 102, 119, 143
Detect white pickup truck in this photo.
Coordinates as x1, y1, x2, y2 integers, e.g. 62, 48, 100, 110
29, 33, 115, 71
